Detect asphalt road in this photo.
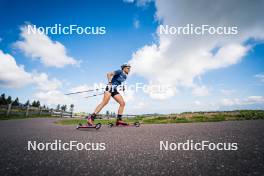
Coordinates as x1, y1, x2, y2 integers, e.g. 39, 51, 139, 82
0, 118, 263, 176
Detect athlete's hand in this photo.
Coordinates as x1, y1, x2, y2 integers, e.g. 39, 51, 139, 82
106, 83, 112, 90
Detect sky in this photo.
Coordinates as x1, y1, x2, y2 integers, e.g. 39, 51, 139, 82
0, 0, 264, 114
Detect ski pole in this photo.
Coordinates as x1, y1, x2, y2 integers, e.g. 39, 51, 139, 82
65, 88, 104, 95
84, 92, 104, 98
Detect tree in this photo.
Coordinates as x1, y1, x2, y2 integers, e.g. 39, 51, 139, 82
106, 110, 110, 116
25, 100, 30, 106
36, 100, 40, 107
70, 104, 74, 112
61, 105, 67, 111
13, 97, 19, 106
56, 104, 61, 110
0, 93, 7, 105
6, 96, 12, 104
32, 100, 36, 107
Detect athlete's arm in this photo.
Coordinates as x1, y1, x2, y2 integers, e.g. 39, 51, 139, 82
107, 72, 115, 83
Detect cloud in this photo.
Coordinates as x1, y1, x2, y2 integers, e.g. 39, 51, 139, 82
34, 90, 72, 105
0, 50, 32, 88
14, 24, 78, 68
31, 75, 75, 106
129, 0, 264, 99
191, 96, 264, 111
192, 85, 209, 97
0, 50, 72, 106
194, 100, 201, 106
123, 0, 151, 6
220, 89, 236, 96
133, 19, 140, 29
0, 50, 64, 90
121, 89, 135, 102
69, 84, 94, 93
123, 0, 134, 3
32, 77, 77, 106
254, 73, 264, 83
220, 96, 264, 106
32, 72, 62, 91
133, 101, 147, 109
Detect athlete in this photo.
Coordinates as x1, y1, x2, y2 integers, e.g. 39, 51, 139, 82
87, 63, 131, 126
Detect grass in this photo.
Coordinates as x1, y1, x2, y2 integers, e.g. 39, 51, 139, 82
1, 110, 264, 125
141, 115, 225, 124
55, 110, 264, 125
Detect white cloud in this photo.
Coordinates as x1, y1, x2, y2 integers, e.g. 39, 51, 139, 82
133, 19, 140, 29
121, 89, 135, 102
0, 50, 72, 106
220, 96, 264, 106
254, 73, 264, 83
220, 98, 239, 106
194, 100, 201, 105
68, 83, 106, 98
133, 101, 147, 109
34, 90, 72, 105
32, 72, 62, 91
123, 0, 134, 3
191, 96, 264, 111
220, 89, 236, 96
123, 0, 151, 6
246, 96, 264, 104
69, 84, 93, 93
31, 73, 71, 106
192, 85, 209, 97
68, 83, 135, 102
147, 84, 176, 99
14, 24, 78, 68
129, 0, 264, 99
0, 50, 32, 88
0, 50, 63, 90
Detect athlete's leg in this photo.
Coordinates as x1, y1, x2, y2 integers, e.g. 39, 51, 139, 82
113, 94, 125, 115
87, 91, 111, 125
112, 94, 128, 125
94, 91, 111, 114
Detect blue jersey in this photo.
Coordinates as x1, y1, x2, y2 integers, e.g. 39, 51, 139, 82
111, 70, 127, 85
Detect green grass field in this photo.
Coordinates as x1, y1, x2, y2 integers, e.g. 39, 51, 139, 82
1, 110, 263, 125
55, 110, 264, 125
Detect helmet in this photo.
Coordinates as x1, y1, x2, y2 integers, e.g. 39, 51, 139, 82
121, 63, 131, 70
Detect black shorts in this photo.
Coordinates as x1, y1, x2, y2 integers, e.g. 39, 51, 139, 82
105, 86, 120, 97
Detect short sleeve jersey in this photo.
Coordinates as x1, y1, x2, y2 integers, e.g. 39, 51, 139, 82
111, 70, 127, 85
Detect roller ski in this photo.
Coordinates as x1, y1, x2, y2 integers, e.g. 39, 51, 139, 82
76, 115, 101, 130
108, 117, 140, 128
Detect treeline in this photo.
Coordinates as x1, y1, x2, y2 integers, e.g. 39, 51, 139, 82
0, 93, 43, 107
0, 93, 74, 112
56, 104, 75, 112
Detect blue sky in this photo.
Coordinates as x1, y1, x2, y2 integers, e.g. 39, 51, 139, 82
0, 0, 264, 114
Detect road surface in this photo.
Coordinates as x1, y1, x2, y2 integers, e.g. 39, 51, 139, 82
0, 118, 263, 176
